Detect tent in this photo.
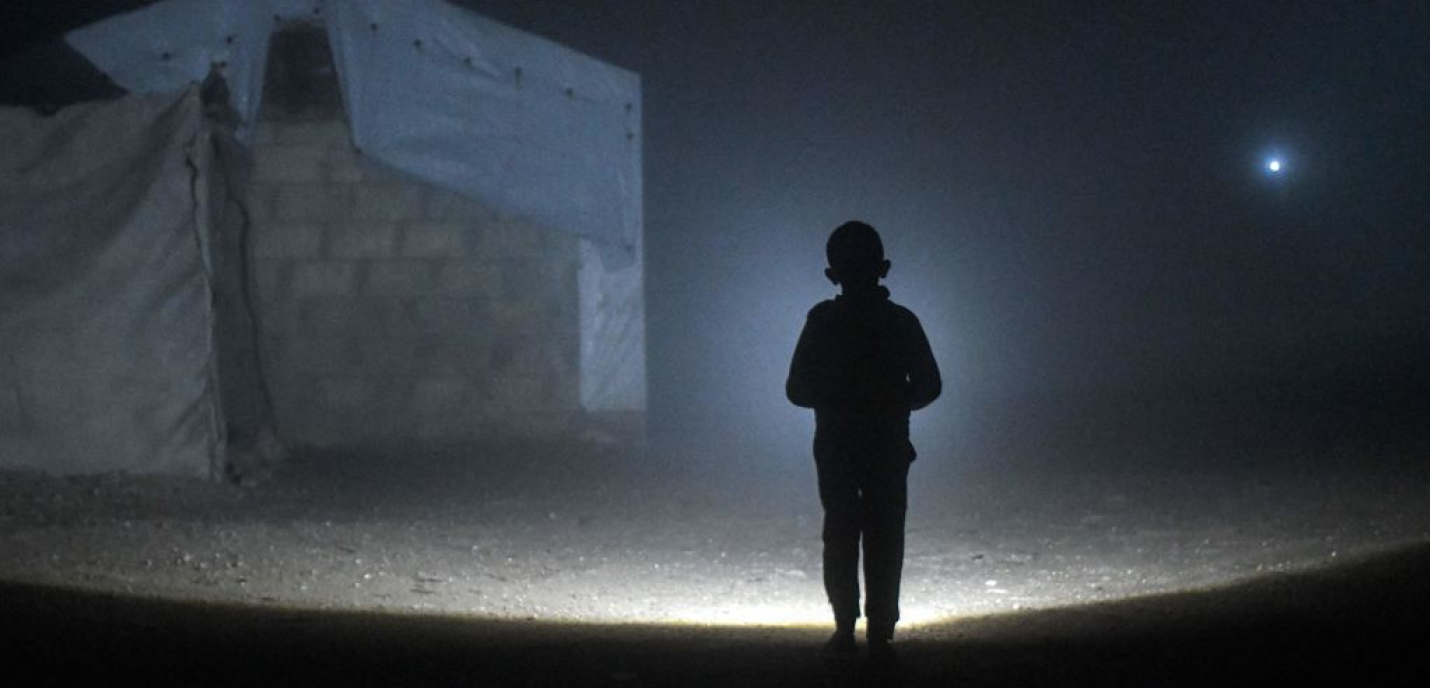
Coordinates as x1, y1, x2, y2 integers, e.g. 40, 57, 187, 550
0, 0, 645, 478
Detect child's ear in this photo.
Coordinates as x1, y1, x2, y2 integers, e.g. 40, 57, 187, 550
824, 267, 840, 286
878, 260, 891, 279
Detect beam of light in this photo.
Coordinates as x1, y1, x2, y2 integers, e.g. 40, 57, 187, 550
662, 602, 845, 627
389, 550, 1361, 630
7, 457, 1424, 636
7, 496, 1397, 632
657, 602, 947, 628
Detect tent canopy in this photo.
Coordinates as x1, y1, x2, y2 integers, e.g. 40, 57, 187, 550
67, 0, 647, 414
67, 0, 642, 260
0, 90, 224, 476
1, 1, 646, 478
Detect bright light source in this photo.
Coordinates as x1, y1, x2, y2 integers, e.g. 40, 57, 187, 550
657, 601, 951, 628
1267, 159, 1282, 173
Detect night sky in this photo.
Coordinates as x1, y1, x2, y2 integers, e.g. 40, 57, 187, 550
6, 1, 1430, 469
458, 0, 1430, 467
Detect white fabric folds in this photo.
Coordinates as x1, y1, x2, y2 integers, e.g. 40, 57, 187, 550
0, 90, 223, 476
66, 0, 646, 413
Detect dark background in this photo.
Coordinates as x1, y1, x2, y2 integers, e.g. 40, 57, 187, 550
5, 1, 1429, 473
461, 0, 1430, 472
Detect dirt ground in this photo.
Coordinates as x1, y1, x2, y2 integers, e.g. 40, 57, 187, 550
2, 442, 1429, 686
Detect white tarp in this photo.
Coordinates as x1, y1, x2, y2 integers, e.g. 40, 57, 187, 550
324, 0, 641, 256
67, 0, 646, 412
0, 90, 222, 476
579, 233, 647, 413
65, 0, 276, 141
323, 0, 646, 411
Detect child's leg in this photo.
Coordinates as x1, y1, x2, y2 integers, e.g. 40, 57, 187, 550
816, 456, 862, 630
861, 458, 911, 641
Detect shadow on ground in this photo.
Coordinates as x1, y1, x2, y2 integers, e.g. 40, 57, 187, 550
4, 540, 1427, 687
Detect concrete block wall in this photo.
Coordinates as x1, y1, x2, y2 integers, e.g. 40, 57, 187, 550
247, 119, 581, 446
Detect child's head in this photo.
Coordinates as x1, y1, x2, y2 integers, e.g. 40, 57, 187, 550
825, 220, 891, 289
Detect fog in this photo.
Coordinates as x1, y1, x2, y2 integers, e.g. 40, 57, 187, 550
3, 3, 1430, 684
4, 1, 1426, 472
455, 0, 1430, 473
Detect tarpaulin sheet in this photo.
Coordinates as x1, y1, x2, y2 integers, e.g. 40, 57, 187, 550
325, 0, 641, 257
0, 90, 222, 476
323, 0, 646, 411
579, 235, 647, 412
66, 0, 647, 413
66, 0, 641, 254
65, 0, 278, 141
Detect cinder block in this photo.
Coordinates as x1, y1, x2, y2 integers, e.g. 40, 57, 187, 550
310, 296, 403, 333
424, 187, 493, 221
257, 294, 305, 334
488, 409, 576, 438
316, 376, 375, 409
266, 373, 316, 426
436, 261, 496, 298
252, 223, 323, 258
250, 122, 280, 146
291, 261, 359, 297
250, 261, 286, 301
488, 374, 543, 410
416, 335, 491, 375
272, 337, 356, 377
245, 183, 281, 223
326, 146, 369, 183
365, 260, 436, 297
540, 288, 569, 321
401, 222, 470, 258
274, 183, 351, 223
513, 338, 563, 379
252, 144, 326, 184
484, 220, 542, 257
486, 325, 529, 373
350, 181, 429, 222
499, 258, 543, 301
548, 366, 581, 408
297, 298, 372, 339
409, 376, 470, 417
328, 223, 399, 259
406, 298, 485, 337
416, 413, 484, 442
272, 121, 351, 147
358, 334, 421, 372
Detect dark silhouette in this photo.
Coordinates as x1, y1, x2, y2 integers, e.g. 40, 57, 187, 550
787, 221, 942, 662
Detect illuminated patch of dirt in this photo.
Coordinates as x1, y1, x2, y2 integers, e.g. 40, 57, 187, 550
1, 444, 1428, 630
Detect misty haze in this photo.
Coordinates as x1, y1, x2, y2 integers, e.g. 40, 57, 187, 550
1, 1, 1427, 686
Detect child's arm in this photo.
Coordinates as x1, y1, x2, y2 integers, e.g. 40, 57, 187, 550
786, 308, 825, 409
905, 315, 942, 411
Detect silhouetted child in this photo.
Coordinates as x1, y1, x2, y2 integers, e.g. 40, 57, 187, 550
786, 221, 941, 661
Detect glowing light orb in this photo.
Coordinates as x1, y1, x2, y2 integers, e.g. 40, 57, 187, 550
1268, 159, 1282, 173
